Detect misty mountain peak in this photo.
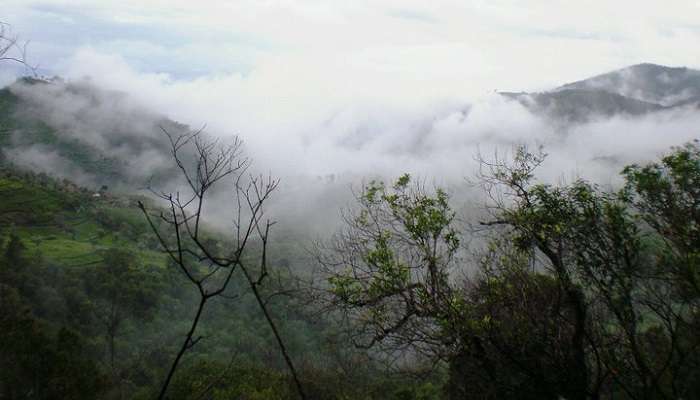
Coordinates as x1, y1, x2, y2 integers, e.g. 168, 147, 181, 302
500, 63, 700, 124
556, 63, 700, 106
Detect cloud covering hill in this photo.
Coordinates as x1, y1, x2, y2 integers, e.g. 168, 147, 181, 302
3, 62, 700, 187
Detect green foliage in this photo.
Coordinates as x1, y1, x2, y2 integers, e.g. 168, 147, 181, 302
85, 248, 161, 320
325, 141, 700, 399
323, 173, 463, 369
1, 169, 421, 399
451, 253, 586, 399
623, 140, 700, 300
369, 174, 459, 251
164, 360, 291, 400
476, 142, 700, 399
0, 170, 165, 267
0, 285, 107, 399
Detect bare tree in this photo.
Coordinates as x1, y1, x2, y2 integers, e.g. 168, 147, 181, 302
138, 128, 305, 400
0, 22, 36, 73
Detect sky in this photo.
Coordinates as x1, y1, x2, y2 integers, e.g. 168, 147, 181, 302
2, 1, 700, 186
5, 1, 700, 91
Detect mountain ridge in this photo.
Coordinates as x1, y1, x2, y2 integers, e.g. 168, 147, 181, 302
501, 63, 700, 123
555, 63, 700, 106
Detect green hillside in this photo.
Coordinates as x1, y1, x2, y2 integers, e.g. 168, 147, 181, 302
0, 166, 440, 399
0, 170, 163, 266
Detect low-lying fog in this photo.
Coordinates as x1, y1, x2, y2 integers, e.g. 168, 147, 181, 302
4, 50, 699, 235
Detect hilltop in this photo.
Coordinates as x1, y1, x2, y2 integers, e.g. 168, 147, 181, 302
501, 63, 700, 123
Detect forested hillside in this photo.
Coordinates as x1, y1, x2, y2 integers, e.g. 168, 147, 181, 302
0, 166, 442, 399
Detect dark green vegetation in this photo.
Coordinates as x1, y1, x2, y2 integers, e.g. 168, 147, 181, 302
321, 142, 700, 399
0, 166, 441, 399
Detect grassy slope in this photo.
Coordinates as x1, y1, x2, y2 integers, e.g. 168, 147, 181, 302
0, 170, 165, 268
0, 169, 360, 391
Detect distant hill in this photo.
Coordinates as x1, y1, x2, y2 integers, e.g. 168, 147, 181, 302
556, 63, 700, 106
502, 63, 700, 123
501, 88, 666, 124
0, 77, 188, 189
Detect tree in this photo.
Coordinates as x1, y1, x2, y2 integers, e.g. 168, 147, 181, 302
84, 248, 161, 393
316, 172, 588, 399
0, 284, 107, 399
139, 129, 305, 399
620, 140, 700, 396
622, 140, 700, 301
0, 22, 35, 73
318, 175, 460, 354
478, 144, 700, 399
443, 236, 589, 400
319, 142, 700, 399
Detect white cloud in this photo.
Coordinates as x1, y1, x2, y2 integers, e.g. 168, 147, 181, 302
48, 47, 699, 186
4, 0, 700, 83
2, 1, 700, 231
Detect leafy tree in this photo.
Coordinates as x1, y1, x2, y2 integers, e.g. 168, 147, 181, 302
622, 140, 700, 301
318, 174, 461, 356
321, 142, 700, 399
0, 233, 30, 290
479, 143, 700, 399
446, 239, 587, 400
